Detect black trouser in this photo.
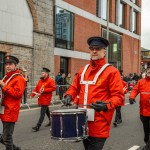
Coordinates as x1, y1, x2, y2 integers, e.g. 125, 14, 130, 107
83, 137, 106, 150
59, 86, 66, 100
114, 106, 122, 122
140, 115, 150, 143
0, 121, 18, 150
37, 105, 50, 127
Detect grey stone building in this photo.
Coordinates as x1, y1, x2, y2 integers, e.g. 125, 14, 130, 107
0, 0, 54, 85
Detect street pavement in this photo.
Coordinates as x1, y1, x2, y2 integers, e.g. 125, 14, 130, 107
0, 93, 146, 150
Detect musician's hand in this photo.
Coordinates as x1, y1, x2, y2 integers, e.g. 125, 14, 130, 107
0, 80, 6, 87
90, 101, 108, 112
63, 95, 72, 106
129, 98, 135, 104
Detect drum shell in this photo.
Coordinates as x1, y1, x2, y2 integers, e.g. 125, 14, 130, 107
50, 109, 87, 140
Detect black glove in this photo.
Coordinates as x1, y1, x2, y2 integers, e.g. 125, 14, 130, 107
90, 100, 108, 112
129, 98, 135, 104
63, 95, 72, 106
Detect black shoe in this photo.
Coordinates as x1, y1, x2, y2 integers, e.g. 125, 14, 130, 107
117, 120, 122, 124
32, 126, 40, 132
113, 122, 117, 127
16, 147, 21, 150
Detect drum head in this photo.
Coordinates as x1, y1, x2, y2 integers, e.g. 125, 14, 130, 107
51, 109, 86, 114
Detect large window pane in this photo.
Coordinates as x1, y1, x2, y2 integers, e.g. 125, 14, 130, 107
102, 29, 122, 70
60, 57, 68, 75
118, 2, 125, 27
96, 0, 107, 20
133, 10, 137, 33
55, 7, 74, 50
0, 52, 5, 79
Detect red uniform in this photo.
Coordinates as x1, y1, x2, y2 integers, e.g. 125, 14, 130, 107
130, 77, 150, 116
0, 69, 26, 122
30, 76, 56, 105
65, 58, 124, 138
122, 80, 128, 94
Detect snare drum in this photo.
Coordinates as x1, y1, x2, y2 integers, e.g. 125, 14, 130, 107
50, 109, 88, 141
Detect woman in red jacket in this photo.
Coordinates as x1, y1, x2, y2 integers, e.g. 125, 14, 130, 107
129, 62, 150, 150
0, 55, 26, 150
64, 36, 124, 150
30, 68, 56, 131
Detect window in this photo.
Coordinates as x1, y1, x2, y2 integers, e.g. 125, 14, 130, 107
132, 10, 137, 33
102, 29, 122, 70
0, 52, 5, 79
117, 1, 125, 28
96, 0, 108, 20
55, 7, 74, 50
60, 57, 68, 75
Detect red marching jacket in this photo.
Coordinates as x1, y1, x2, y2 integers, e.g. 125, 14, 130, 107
65, 58, 124, 138
0, 70, 26, 122
130, 77, 150, 116
30, 76, 56, 105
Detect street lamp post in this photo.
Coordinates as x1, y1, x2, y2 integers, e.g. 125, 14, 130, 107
106, 0, 110, 63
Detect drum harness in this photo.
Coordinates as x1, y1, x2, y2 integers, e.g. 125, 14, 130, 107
80, 63, 111, 109
0, 73, 21, 107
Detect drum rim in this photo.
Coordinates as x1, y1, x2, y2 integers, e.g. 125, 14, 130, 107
51, 109, 86, 114
51, 136, 87, 141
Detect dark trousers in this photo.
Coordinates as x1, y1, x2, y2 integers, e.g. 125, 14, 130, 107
83, 137, 106, 150
37, 105, 50, 127
114, 106, 122, 122
140, 115, 150, 143
0, 121, 18, 150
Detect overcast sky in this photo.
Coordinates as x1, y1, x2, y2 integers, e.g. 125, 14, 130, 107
141, 1, 150, 49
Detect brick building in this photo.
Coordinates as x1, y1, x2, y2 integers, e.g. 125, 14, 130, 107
54, 0, 141, 78
0, 0, 141, 85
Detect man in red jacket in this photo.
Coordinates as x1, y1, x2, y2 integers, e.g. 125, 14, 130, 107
30, 67, 56, 132
64, 36, 124, 150
0, 55, 26, 150
129, 62, 150, 150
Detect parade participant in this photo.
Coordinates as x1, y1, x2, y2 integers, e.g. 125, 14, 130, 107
0, 55, 26, 150
30, 68, 56, 131
64, 36, 124, 150
113, 73, 128, 127
129, 62, 150, 150
19, 66, 29, 104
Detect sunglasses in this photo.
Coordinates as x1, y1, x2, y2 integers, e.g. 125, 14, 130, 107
89, 47, 106, 51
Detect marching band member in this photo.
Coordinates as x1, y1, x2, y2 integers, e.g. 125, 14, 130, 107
113, 72, 128, 127
129, 62, 150, 150
64, 36, 124, 150
30, 67, 56, 132
0, 55, 26, 150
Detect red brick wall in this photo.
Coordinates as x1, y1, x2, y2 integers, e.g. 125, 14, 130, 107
70, 58, 89, 79
137, 0, 141, 7
125, 5, 130, 30
122, 34, 140, 75
74, 15, 100, 53
109, 0, 116, 24
54, 55, 60, 76
137, 12, 141, 35
64, 0, 96, 15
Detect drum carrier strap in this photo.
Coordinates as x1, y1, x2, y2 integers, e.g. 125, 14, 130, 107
80, 63, 111, 108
